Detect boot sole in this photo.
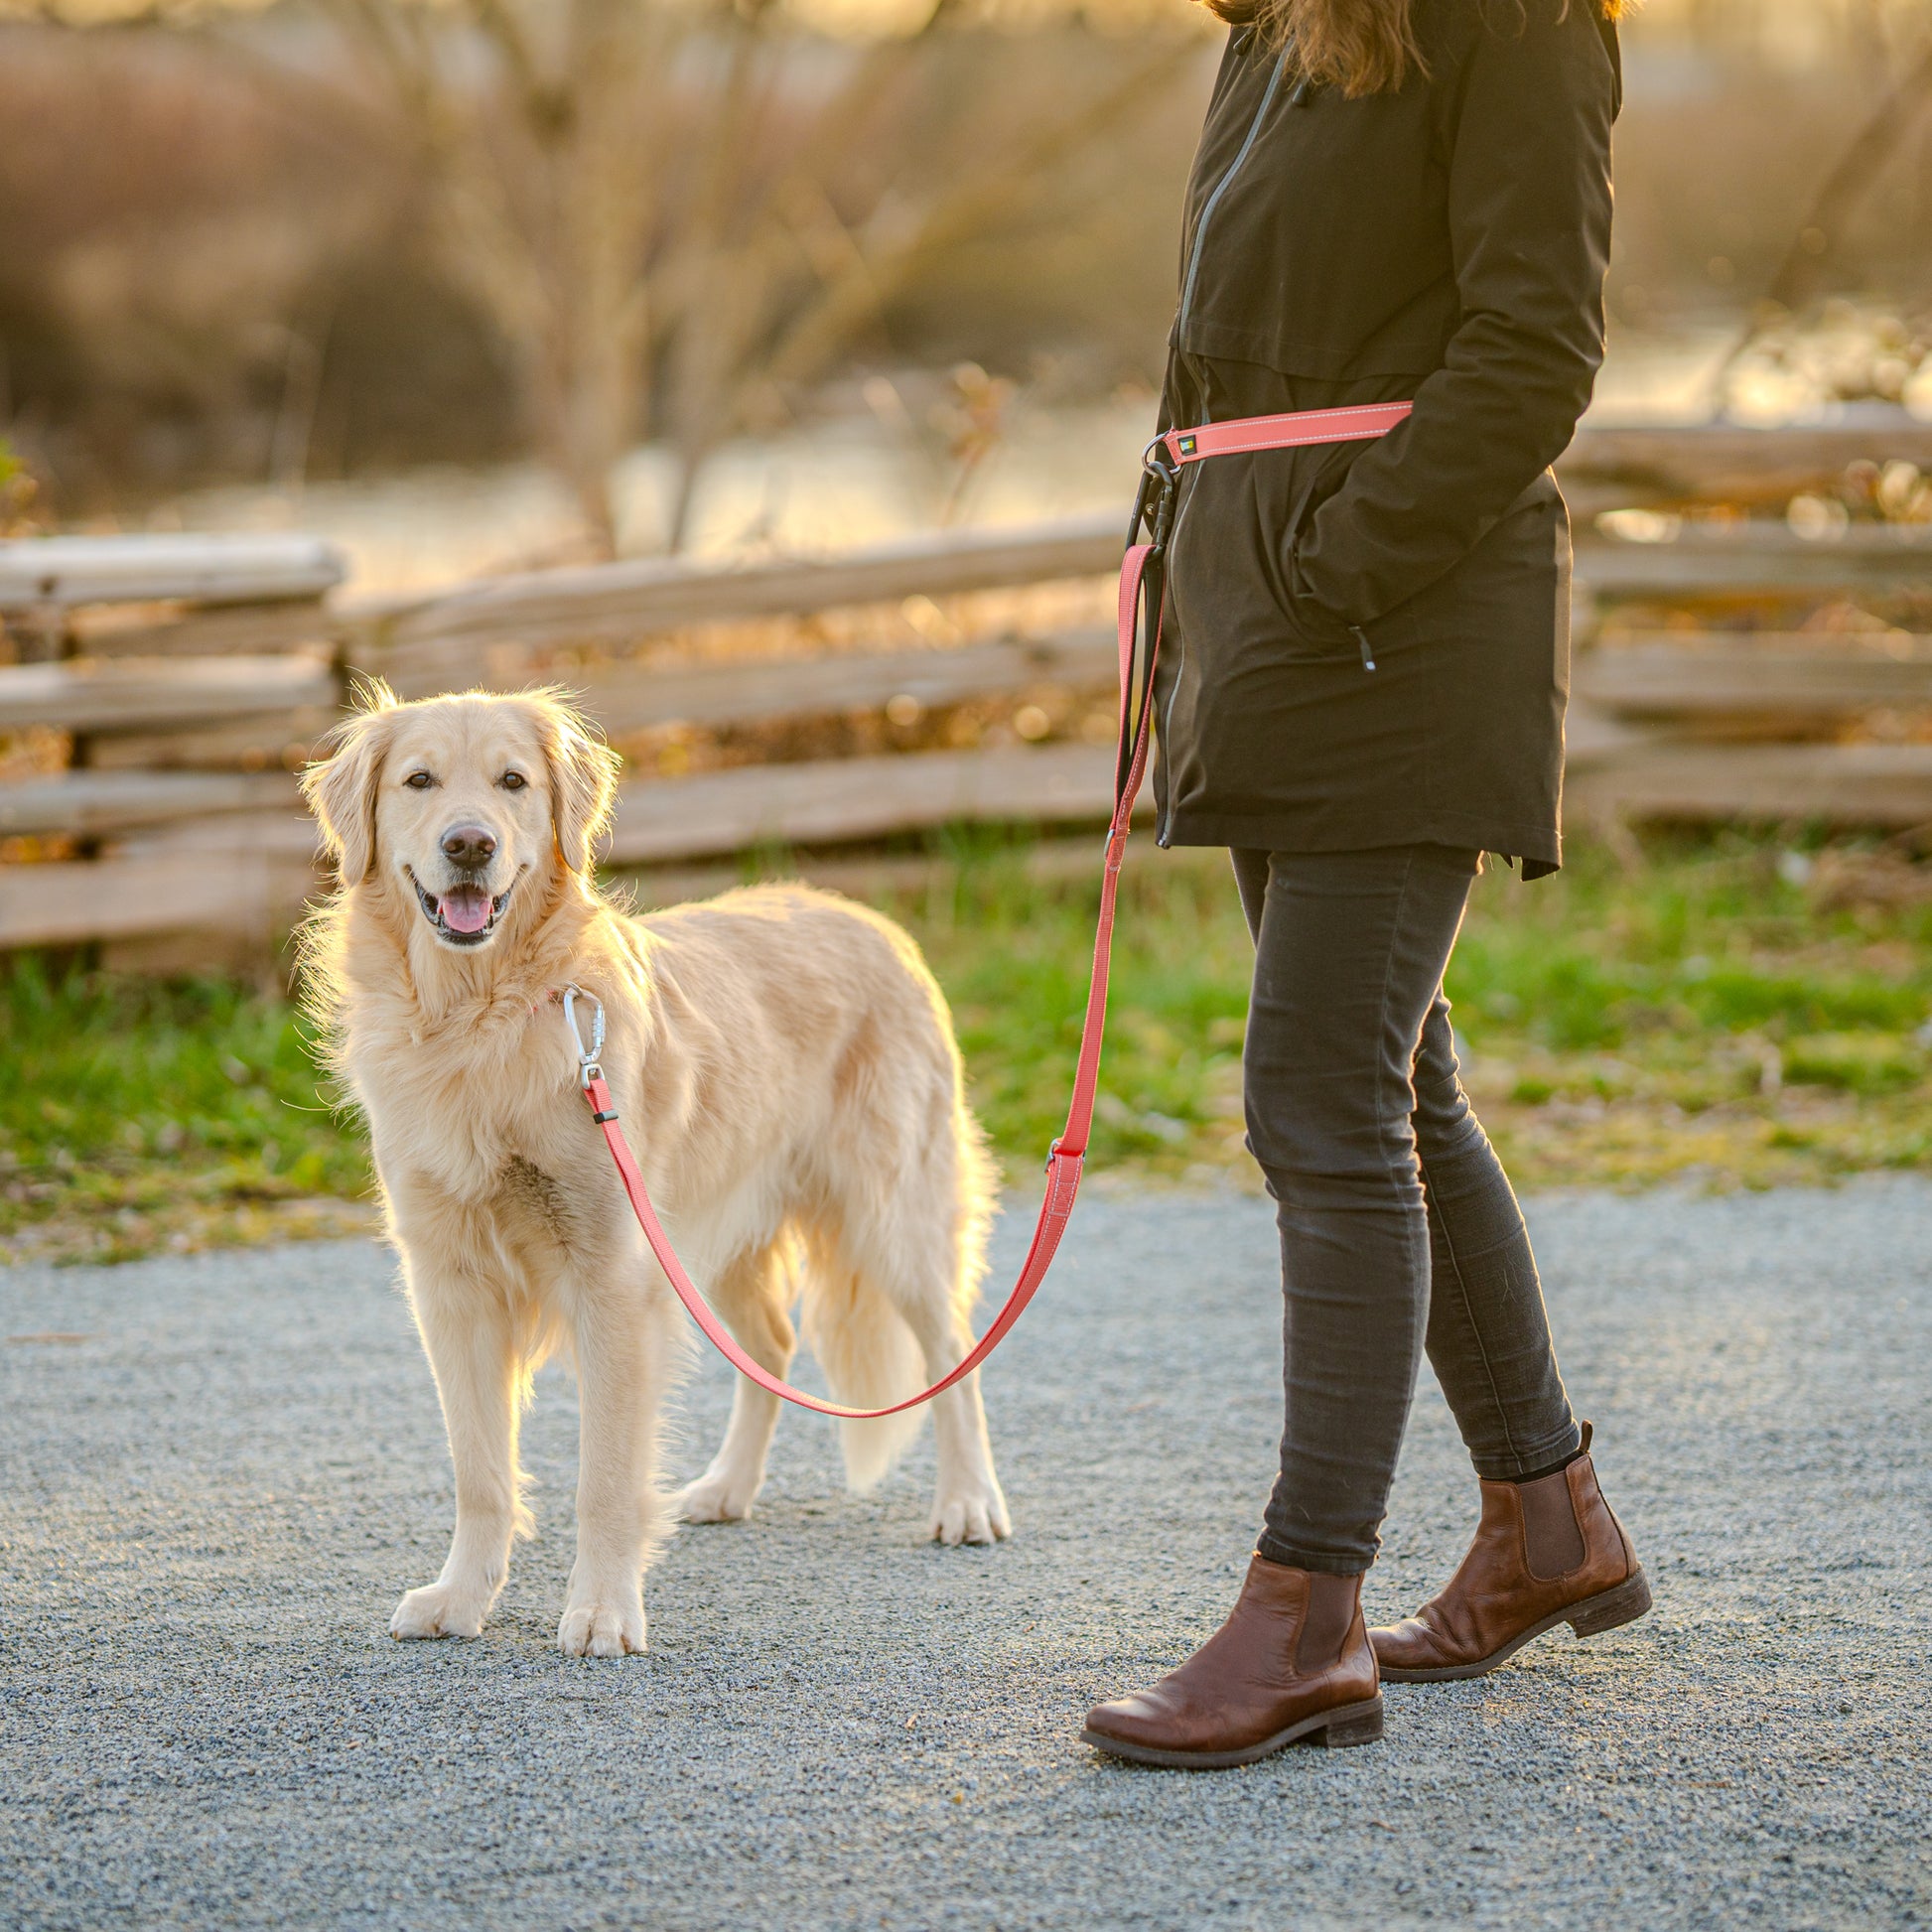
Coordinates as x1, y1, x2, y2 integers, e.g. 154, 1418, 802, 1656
1377, 1567, 1653, 1684
1080, 1695, 1385, 1770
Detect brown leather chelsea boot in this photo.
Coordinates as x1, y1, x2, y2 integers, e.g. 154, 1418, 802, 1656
1371, 1423, 1651, 1683
1081, 1555, 1383, 1768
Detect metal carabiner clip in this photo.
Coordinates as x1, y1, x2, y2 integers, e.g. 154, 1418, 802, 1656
1130, 437, 1179, 552
561, 983, 607, 1089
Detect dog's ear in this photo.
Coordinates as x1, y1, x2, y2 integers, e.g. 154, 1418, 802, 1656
538, 696, 621, 874
301, 682, 400, 886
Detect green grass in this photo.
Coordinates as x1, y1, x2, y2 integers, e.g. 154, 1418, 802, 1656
5, 829, 1931, 1262
1, 963, 373, 1264
889, 829, 1932, 1193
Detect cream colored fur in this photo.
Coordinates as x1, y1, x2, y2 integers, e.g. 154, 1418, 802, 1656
299, 685, 1007, 1659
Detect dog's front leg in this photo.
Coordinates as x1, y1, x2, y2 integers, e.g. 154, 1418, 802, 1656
557, 1261, 675, 1659
391, 1265, 526, 1641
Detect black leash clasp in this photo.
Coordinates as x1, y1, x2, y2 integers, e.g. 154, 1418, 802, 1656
1129, 438, 1179, 557
1114, 439, 1177, 813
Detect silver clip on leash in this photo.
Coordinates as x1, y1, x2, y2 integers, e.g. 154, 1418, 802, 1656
562, 985, 616, 1120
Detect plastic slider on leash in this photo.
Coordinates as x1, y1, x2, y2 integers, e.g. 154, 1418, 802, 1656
564, 398, 1410, 1419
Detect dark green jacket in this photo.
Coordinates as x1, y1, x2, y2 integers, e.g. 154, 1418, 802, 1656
1153, 0, 1621, 874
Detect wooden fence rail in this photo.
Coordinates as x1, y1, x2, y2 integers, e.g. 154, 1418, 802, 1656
5, 417, 1932, 958
513, 628, 1119, 741
0, 770, 299, 840
346, 518, 1130, 673
341, 514, 1932, 686
0, 652, 338, 734
1576, 638, 1932, 717
0, 534, 345, 615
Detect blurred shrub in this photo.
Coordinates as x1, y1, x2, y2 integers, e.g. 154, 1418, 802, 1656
0, 20, 523, 501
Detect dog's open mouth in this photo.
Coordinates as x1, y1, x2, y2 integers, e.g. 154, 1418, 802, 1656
409, 871, 513, 946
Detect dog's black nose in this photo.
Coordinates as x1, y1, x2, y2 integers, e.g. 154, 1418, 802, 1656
441, 824, 496, 866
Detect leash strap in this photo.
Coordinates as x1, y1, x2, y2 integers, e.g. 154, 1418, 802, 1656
572, 400, 1405, 1419
571, 544, 1164, 1421
1163, 401, 1412, 468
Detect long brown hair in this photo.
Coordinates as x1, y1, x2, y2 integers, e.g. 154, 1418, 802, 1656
1204, 0, 1627, 98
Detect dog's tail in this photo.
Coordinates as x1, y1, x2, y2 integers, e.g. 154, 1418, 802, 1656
799, 1259, 928, 1494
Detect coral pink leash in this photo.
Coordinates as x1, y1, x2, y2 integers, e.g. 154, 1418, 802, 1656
570, 398, 1413, 1419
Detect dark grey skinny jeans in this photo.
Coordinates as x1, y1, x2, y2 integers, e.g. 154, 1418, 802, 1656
1231, 844, 1583, 1576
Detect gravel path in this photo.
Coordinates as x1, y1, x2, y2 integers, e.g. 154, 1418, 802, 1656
3, 1178, 1929, 1931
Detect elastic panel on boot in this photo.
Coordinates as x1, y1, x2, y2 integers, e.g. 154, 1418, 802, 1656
1294, 1574, 1362, 1672
1518, 1470, 1587, 1580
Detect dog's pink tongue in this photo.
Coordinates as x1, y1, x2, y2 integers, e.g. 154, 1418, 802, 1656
439, 886, 491, 934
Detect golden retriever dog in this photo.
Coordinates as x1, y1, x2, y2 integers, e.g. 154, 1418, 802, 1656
299, 684, 1007, 1659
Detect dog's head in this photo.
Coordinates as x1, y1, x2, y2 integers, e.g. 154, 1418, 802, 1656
302, 685, 621, 953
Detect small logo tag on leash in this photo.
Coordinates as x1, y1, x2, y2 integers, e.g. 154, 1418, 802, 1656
1176, 434, 1198, 457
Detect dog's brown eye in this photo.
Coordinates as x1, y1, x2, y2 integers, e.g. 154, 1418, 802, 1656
501, 771, 527, 791
404, 771, 434, 790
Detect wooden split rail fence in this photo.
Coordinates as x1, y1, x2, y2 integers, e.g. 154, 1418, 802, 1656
4, 420, 1932, 958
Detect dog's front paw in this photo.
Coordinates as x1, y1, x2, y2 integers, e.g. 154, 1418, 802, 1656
390, 1581, 489, 1641
929, 1470, 1012, 1548
558, 1595, 646, 1659
675, 1469, 759, 1524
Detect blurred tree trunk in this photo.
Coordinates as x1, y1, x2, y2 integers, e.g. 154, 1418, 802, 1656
325, 0, 668, 558
1763, 35, 1932, 316
314, 0, 1192, 561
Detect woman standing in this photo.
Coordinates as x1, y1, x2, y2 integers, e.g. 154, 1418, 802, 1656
1082, 0, 1647, 1767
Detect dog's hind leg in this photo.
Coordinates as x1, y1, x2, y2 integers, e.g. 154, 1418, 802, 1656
676, 1240, 797, 1525
893, 1284, 1011, 1548
831, 1203, 1010, 1549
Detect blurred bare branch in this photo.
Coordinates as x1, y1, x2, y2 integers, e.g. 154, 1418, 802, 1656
1766, 35, 1932, 317
1714, 30, 1932, 408
657, 26, 1192, 549
298, 0, 1188, 559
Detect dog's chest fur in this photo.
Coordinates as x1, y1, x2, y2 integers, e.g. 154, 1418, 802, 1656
356, 997, 593, 1211
493, 1153, 572, 1241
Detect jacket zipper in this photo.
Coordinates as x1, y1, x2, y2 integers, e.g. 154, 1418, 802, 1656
1176, 45, 1291, 337
1158, 44, 1292, 848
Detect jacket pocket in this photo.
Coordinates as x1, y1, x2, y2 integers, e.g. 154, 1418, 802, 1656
1166, 439, 1409, 676
1265, 441, 1381, 662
